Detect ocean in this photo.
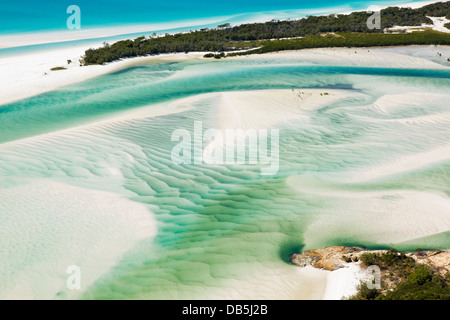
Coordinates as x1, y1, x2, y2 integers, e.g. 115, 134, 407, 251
0, 1, 435, 35
0, 0, 436, 56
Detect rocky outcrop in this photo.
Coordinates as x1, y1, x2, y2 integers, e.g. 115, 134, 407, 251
291, 246, 449, 299
413, 250, 450, 278
290, 246, 364, 271
290, 246, 450, 275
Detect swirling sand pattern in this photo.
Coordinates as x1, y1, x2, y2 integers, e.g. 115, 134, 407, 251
0, 55, 449, 299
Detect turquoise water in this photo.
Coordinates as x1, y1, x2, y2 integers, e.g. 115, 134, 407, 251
0, 0, 437, 58
0, 0, 436, 56
1, 54, 449, 299
2, 61, 449, 143
1, 1, 430, 33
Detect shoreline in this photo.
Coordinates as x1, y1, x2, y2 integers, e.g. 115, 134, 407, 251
1, 1, 449, 301
0, 1, 441, 50
0, 47, 207, 107
0, 16, 230, 50
1, 44, 449, 107
290, 246, 450, 300
1, 43, 449, 299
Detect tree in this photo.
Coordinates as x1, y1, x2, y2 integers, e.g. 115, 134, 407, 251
408, 265, 433, 285
218, 23, 231, 29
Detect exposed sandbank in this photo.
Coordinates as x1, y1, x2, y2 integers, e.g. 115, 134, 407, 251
1, 44, 449, 107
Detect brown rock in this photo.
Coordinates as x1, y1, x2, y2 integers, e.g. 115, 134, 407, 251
290, 246, 364, 271
291, 246, 450, 278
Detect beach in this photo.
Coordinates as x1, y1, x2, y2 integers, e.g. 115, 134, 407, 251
0, 45, 209, 107
2, 43, 450, 300
2, 43, 449, 107
1, 3, 450, 300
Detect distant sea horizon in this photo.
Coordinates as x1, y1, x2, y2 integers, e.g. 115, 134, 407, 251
0, 1, 440, 41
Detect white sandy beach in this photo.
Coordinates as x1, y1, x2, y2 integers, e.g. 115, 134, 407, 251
234, 45, 450, 68
0, 44, 209, 106
3, 85, 448, 300
0, 87, 364, 300
1, 5, 449, 107
1, 22, 449, 300
0, 178, 157, 299
1, 42, 450, 107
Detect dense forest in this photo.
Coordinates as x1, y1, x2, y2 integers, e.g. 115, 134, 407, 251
83, 2, 450, 64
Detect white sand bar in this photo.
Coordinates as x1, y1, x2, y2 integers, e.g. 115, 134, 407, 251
1, 42, 450, 107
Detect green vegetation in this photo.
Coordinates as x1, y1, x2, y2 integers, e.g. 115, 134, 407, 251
217, 23, 231, 29
348, 281, 381, 300
360, 249, 415, 268
204, 52, 226, 59
82, 1, 450, 65
50, 66, 67, 71
383, 265, 449, 300
228, 30, 450, 57
348, 249, 450, 300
